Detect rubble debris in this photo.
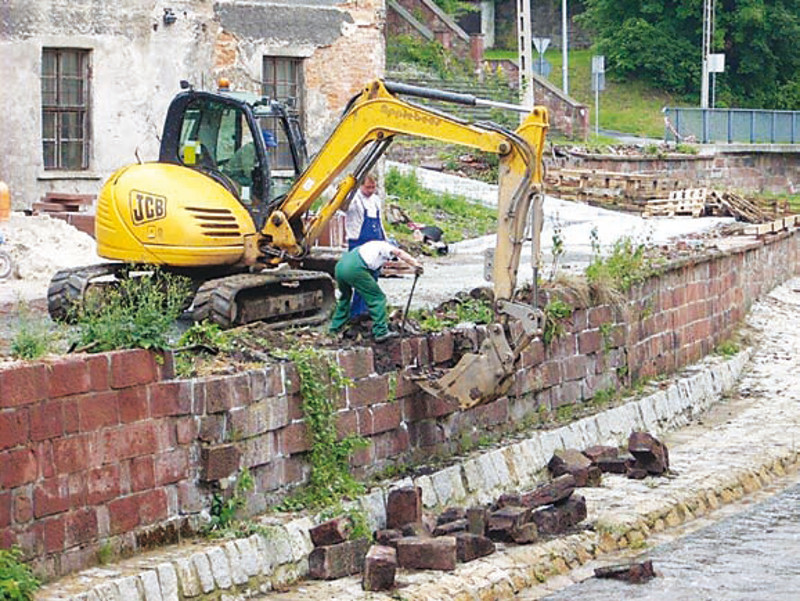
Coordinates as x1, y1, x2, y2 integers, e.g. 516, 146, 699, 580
595, 560, 656, 584
375, 529, 403, 548
308, 538, 370, 580
628, 431, 670, 476
466, 506, 487, 535
432, 519, 468, 536
548, 448, 603, 487
436, 507, 466, 525
454, 532, 496, 562
386, 486, 422, 529
309, 516, 353, 547
487, 506, 531, 542
529, 495, 587, 536
362, 545, 397, 591
396, 536, 457, 571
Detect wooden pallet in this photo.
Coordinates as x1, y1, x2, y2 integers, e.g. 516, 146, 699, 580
742, 214, 799, 236
644, 189, 707, 217
33, 192, 94, 215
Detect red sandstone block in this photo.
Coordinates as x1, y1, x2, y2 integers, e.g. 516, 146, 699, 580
205, 373, 251, 413
68, 471, 87, 509
249, 365, 285, 400
47, 358, 90, 399
0, 409, 29, 450
539, 362, 561, 388
12, 491, 32, 525
387, 486, 421, 529
109, 350, 157, 389
130, 456, 155, 492
176, 416, 198, 445
33, 477, 70, 518
408, 420, 444, 448
337, 348, 375, 380
430, 332, 454, 364
62, 398, 79, 434
280, 422, 311, 455
587, 305, 613, 329
578, 330, 602, 355
310, 516, 353, 547
363, 403, 401, 436
396, 536, 456, 571
373, 428, 410, 461
0, 493, 9, 528
108, 495, 140, 534
86, 464, 121, 505
199, 415, 225, 443
335, 410, 358, 440
86, 355, 110, 391
470, 397, 508, 428
309, 538, 369, 580
350, 440, 374, 468
0, 364, 48, 408
563, 355, 589, 381
287, 393, 304, 421
44, 515, 66, 553
201, 444, 240, 481
178, 481, 204, 513
65, 508, 98, 546
100, 422, 158, 462
362, 544, 397, 591
29, 400, 64, 441
149, 381, 192, 417
138, 489, 169, 525
53, 434, 93, 473
154, 448, 189, 486
77, 391, 120, 431
347, 374, 390, 408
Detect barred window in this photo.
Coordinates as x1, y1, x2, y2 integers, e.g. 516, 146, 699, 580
262, 56, 304, 171
42, 48, 90, 170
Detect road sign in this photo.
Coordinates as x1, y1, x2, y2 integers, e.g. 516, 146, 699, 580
708, 53, 725, 73
592, 55, 605, 74
591, 72, 605, 91
533, 37, 551, 55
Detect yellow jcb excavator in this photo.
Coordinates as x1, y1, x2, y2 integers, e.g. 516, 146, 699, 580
47, 79, 548, 408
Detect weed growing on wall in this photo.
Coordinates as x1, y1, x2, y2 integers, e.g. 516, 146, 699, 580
0, 546, 40, 601
174, 320, 234, 378
586, 230, 655, 296
204, 468, 256, 538
71, 267, 192, 352
11, 302, 57, 360
542, 298, 573, 346
278, 346, 368, 510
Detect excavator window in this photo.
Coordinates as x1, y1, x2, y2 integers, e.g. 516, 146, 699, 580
177, 97, 269, 210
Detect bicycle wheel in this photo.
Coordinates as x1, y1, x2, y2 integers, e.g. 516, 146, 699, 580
0, 250, 12, 279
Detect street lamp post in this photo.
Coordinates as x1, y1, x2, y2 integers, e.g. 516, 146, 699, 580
562, 0, 568, 94
517, 0, 534, 107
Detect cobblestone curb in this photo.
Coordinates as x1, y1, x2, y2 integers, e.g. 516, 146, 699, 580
36, 347, 751, 601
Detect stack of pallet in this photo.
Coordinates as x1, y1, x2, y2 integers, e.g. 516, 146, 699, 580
643, 188, 707, 218
707, 190, 769, 223
546, 168, 684, 209
33, 192, 95, 237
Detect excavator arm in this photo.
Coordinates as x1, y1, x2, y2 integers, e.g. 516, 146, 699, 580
264, 80, 549, 408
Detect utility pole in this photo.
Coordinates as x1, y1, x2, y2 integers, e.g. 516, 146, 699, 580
562, 0, 568, 94
701, 0, 714, 108
517, 0, 534, 107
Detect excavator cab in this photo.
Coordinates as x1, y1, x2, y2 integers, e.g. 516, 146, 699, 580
158, 87, 308, 230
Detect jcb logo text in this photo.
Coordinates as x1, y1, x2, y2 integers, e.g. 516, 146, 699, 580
130, 191, 167, 225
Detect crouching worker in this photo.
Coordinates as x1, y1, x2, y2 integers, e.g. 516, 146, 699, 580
329, 240, 423, 342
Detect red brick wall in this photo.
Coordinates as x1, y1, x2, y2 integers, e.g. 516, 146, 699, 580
1, 230, 797, 579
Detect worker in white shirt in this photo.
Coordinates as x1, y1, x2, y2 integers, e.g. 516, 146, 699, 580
329, 240, 423, 342
342, 174, 387, 317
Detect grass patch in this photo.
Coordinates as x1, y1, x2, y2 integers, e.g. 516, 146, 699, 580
385, 167, 497, 245
485, 48, 679, 138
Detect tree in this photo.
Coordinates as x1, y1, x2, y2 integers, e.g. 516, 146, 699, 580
578, 0, 800, 108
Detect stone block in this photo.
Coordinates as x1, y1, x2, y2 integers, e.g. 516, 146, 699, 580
466, 506, 487, 536
400, 521, 431, 538
310, 516, 352, 547
517, 474, 577, 508
454, 532, 495, 562
511, 522, 539, 544
432, 519, 468, 536
200, 444, 240, 482
308, 538, 369, 580
396, 536, 456, 571
487, 506, 530, 542
628, 431, 669, 475
362, 545, 397, 592
598, 456, 633, 474
375, 529, 403, 547
548, 448, 602, 487
530, 494, 587, 536
436, 507, 466, 525
582, 445, 619, 464
595, 560, 655, 583
386, 486, 422, 529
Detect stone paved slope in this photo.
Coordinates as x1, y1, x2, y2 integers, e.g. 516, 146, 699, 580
35, 279, 800, 601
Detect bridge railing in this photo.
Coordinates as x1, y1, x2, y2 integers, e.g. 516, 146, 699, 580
663, 107, 800, 144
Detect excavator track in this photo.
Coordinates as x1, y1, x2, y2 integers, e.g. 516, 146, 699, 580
192, 270, 336, 329
47, 263, 127, 322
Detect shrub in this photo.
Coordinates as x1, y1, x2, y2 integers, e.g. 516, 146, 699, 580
72, 267, 192, 352
0, 546, 40, 601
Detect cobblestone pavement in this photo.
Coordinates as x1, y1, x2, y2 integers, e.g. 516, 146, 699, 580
36, 278, 800, 601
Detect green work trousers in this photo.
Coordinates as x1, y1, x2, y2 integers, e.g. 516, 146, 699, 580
329, 248, 388, 338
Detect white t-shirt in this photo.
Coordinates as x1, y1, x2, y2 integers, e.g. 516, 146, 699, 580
357, 240, 397, 270
345, 189, 384, 240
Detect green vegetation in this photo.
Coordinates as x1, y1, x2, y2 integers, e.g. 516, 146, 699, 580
542, 298, 573, 346
319, 504, 372, 543
204, 468, 260, 538
174, 321, 234, 378
578, 0, 800, 109
586, 229, 656, 295
71, 267, 192, 353
0, 546, 40, 601
485, 47, 676, 138
276, 346, 368, 511
409, 297, 494, 333
385, 167, 497, 244
715, 340, 740, 357
11, 303, 55, 360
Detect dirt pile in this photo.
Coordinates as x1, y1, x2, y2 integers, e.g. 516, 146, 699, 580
0, 212, 101, 303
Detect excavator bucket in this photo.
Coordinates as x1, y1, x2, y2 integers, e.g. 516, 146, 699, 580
416, 324, 516, 409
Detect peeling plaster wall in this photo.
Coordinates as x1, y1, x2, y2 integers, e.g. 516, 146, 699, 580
0, 0, 385, 210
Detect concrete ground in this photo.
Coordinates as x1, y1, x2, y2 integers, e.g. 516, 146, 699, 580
35, 277, 800, 600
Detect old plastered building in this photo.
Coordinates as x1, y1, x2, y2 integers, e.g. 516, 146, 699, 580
0, 1, 385, 210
